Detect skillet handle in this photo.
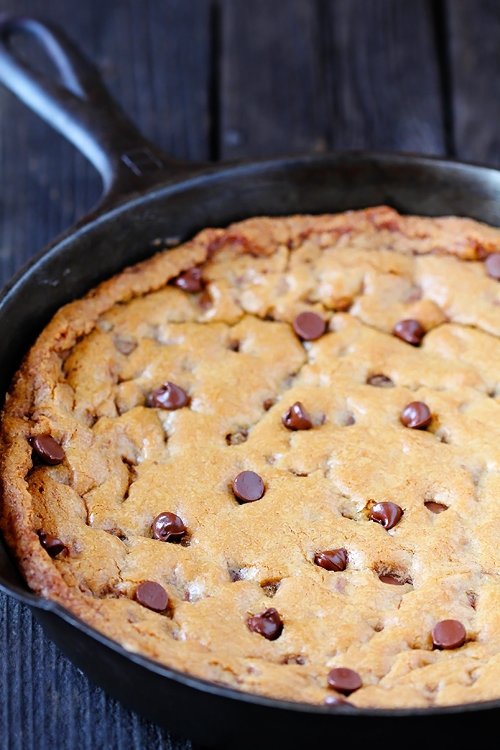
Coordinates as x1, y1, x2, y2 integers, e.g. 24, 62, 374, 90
0, 15, 202, 207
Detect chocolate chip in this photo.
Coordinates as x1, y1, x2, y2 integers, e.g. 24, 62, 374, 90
314, 548, 348, 572
324, 695, 354, 708
151, 512, 187, 542
393, 319, 425, 346
147, 382, 189, 410
114, 337, 137, 355
198, 289, 212, 309
404, 284, 423, 303
31, 435, 65, 465
292, 311, 326, 341
226, 429, 248, 446
282, 654, 306, 665
341, 412, 355, 426
425, 501, 448, 514
327, 667, 362, 695
369, 502, 403, 530
247, 608, 283, 640
474, 244, 489, 261
135, 581, 169, 612
172, 266, 204, 292
263, 397, 276, 411
261, 579, 281, 597
105, 527, 127, 541
466, 591, 478, 610
400, 401, 432, 429
378, 573, 405, 585
232, 471, 265, 503
367, 374, 394, 388
228, 566, 243, 582
485, 253, 500, 280
282, 401, 313, 431
38, 531, 66, 557
432, 619, 466, 650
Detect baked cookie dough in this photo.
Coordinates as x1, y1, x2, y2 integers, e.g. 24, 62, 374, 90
2, 206, 500, 708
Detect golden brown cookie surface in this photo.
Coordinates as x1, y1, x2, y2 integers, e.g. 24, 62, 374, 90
2, 206, 500, 708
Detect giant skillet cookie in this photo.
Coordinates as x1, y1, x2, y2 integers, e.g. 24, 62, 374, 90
1, 206, 500, 708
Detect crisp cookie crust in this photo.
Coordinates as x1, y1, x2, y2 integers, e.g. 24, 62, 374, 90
1, 205, 500, 708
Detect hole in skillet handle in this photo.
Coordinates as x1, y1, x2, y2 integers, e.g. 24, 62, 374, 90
0, 15, 206, 213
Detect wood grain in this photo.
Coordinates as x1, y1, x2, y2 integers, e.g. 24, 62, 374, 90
446, 0, 500, 165
219, 0, 326, 159
0, 598, 191, 750
219, 0, 445, 159
319, 0, 445, 153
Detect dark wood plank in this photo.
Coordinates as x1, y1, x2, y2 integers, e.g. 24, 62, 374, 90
0, 1, 211, 748
446, 0, 500, 165
320, 0, 445, 153
0, 598, 192, 750
219, 0, 327, 159
219, 0, 445, 160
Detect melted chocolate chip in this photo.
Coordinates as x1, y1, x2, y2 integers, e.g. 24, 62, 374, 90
292, 311, 326, 341
151, 512, 187, 542
432, 619, 466, 650
466, 591, 478, 610
105, 527, 127, 541
341, 412, 355, 426
38, 531, 66, 557
282, 401, 313, 431
405, 284, 423, 303
367, 374, 394, 388
198, 289, 212, 309
247, 608, 283, 640
425, 500, 448, 514
485, 253, 500, 280
31, 435, 65, 465
172, 266, 204, 292
232, 471, 265, 503
135, 581, 169, 612
282, 654, 306, 665
314, 548, 348, 572
114, 337, 137, 355
393, 319, 425, 346
369, 502, 403, 530
226, 429, 248, 446
228, 566, 243, 582
261, 579, 281, 597
400, 401, 432, 429
327, 667, 362, 695
147, 382, 189, 410
378, 573, 405, 585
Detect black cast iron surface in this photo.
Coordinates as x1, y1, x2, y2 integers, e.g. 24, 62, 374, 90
1, 1, 500, 748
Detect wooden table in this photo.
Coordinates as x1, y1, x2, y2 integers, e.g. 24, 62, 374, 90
0, 1, 497, 747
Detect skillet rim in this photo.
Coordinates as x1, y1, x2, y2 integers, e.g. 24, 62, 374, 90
3, 147, 500, 311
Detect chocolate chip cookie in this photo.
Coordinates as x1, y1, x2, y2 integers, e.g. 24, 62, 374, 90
2, 206, 500, 708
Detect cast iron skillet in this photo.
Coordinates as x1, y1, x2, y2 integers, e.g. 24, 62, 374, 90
0, 15, 498, 749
